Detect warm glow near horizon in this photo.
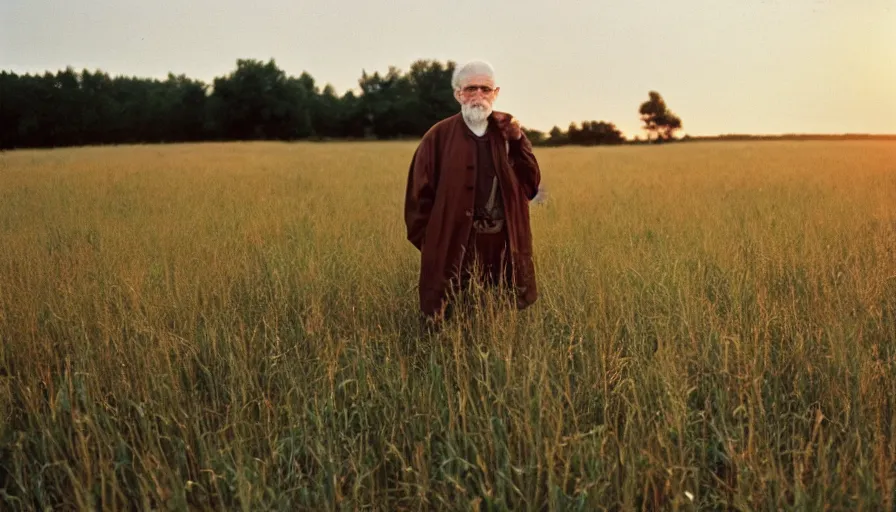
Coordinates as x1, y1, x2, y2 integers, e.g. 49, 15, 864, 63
2, 0, 894, 137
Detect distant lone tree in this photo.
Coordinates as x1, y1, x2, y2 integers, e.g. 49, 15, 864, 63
639, 91, 682, 142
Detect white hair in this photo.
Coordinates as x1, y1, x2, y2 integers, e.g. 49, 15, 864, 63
451, 60, 496, 90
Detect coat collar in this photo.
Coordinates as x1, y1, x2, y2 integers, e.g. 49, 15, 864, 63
452, 112, 503, 141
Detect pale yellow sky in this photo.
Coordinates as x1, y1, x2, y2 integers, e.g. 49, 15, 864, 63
2, 0, 894, 136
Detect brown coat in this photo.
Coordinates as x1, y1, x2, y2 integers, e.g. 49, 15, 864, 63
404, 111, 542, 316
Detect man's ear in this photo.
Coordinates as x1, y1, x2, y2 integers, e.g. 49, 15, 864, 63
453, 88, 463, 104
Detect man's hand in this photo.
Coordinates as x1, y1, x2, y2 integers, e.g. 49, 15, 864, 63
494, 112, 522, 141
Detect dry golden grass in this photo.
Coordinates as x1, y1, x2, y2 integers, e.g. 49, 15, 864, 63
1, 140, 895, 510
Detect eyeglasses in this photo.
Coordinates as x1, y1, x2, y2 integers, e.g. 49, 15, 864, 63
463, 85, 495, 94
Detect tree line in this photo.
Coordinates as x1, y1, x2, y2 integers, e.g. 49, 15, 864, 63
0, 58, 683, 150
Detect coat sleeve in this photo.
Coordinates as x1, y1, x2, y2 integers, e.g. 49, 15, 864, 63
404, 137, 437, 251
508, 133, 541, 201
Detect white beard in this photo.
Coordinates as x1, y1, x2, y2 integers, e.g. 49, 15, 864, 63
461, 103, 491, 135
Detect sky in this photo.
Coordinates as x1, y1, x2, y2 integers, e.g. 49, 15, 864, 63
2, 0, 894, 137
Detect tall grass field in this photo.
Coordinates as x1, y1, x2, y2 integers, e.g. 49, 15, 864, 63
1, 140, 895, 510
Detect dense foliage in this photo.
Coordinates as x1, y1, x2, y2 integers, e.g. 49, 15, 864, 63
1, 58, 631, 149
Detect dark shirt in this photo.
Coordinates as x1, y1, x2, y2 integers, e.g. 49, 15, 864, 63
470, 132, 505, 228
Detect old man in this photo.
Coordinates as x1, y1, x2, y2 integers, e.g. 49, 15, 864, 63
404, 60, 542, 320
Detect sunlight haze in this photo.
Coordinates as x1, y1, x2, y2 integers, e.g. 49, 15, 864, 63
2, 0, 894, 137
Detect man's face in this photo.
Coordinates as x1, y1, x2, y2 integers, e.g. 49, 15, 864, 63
455, 73, 499, 116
